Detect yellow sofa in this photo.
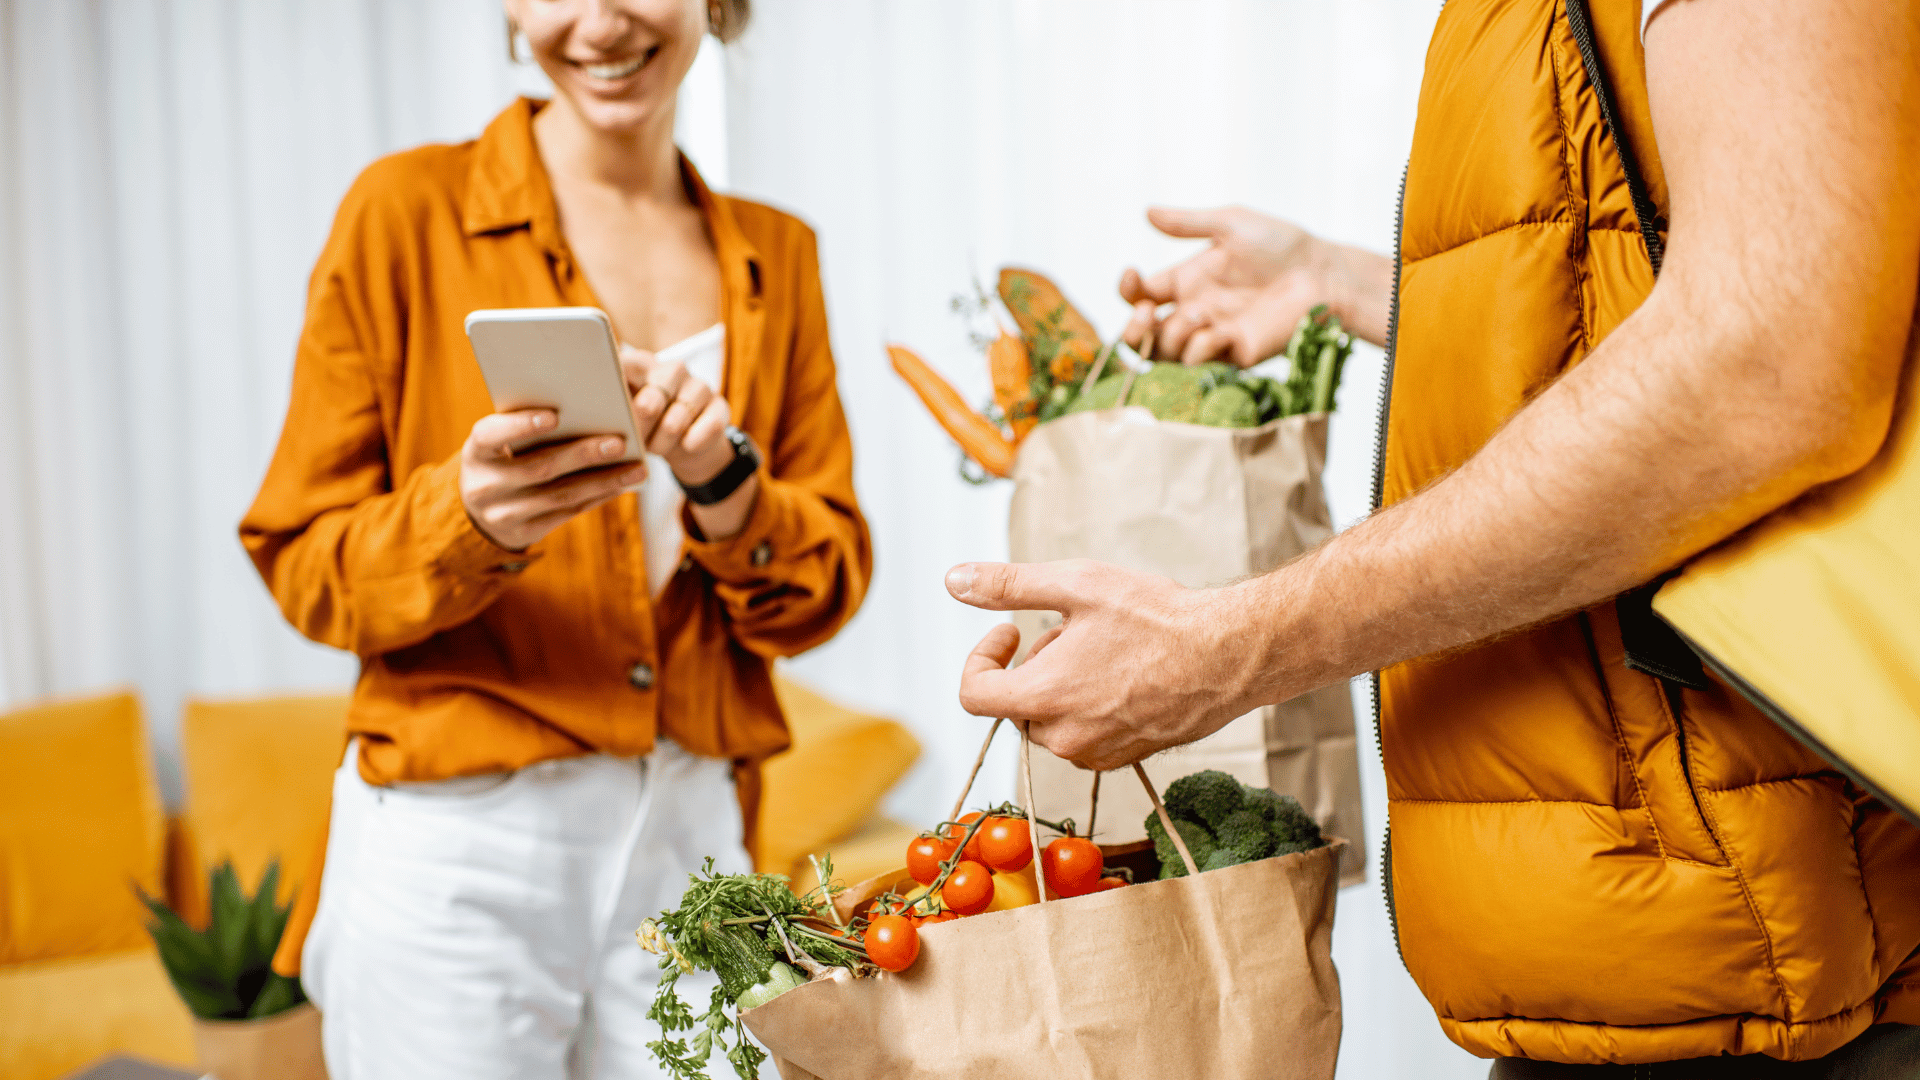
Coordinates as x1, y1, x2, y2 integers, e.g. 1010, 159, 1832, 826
0, 676, 920, 1080
0, 691, 196, 1080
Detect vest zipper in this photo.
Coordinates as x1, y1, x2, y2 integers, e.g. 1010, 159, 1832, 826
1370, 160, 1412, 971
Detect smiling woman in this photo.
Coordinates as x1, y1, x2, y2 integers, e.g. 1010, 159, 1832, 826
237, 0, 872, 1077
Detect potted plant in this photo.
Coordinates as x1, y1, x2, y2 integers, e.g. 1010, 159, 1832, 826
138, 860, 326, 1080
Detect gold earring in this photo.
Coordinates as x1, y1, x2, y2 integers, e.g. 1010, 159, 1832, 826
506, 16, 523, 63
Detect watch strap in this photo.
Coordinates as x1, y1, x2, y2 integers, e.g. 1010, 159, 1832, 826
680, 427, 760, 506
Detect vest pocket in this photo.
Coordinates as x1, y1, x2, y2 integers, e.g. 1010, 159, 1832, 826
1582, 607, 1729, 866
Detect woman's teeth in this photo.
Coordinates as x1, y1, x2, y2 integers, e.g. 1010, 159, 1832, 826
584, 55, 647, 80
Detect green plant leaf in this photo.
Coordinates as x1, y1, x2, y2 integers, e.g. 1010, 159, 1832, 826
246, 861, 286, 966
207, 861, 252, 989
247, 972, 307, 1019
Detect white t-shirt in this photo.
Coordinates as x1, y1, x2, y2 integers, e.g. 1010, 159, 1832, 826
638, 323, 725, 597
1642, 0, 1676, 38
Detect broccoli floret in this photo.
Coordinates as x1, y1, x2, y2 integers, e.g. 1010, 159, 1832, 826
1213, 809, 1278, 864
1129, 363, 1206, 424
1162, 770, 1247, 832
1200, 846, 1243, 873
1145, 813, 1217, 879
1198, 383, 1260, 427
1242, 787, 1325, 854
1064, 371, 1125, 415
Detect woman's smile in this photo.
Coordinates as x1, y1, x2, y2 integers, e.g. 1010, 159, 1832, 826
574, 45, 660, 86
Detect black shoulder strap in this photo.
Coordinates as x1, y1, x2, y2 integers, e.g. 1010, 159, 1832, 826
1564, 0, 1710, 691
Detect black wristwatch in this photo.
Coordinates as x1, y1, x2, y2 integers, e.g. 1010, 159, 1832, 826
680, 426, 761, 506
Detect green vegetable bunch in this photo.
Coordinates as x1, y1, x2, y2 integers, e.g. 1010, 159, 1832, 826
639, 856, 863, 1080
137, 860, 307, 1021
1062, 304, 1354, 429
1143, 771, 1325, 878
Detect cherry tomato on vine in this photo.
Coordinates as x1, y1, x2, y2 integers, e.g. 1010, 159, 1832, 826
1041, 837, 1103, 897
944, 812, 987, 864
979, 816, 1033, 872
941, 860, 995, 915
922, 910, 959, 925
865, 914, 920, 972
906, 834, 957, 885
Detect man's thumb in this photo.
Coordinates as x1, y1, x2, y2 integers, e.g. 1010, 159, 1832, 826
1147, 206, 1230, 241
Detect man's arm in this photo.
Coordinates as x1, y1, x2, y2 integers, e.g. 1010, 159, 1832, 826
951, 0, 1920, 769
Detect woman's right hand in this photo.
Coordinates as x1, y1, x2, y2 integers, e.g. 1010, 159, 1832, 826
460, 409, 647, 551
1120, 206, 1391, 366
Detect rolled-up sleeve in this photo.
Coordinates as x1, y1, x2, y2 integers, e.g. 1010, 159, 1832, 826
239, 170, 529, 658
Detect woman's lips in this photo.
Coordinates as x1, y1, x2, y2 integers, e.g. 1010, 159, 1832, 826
576, 46, 659, 83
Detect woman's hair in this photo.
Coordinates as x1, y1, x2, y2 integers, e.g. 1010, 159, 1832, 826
709, 0, 751, 43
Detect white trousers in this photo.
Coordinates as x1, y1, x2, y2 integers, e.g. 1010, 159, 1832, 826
302, 739, 750, 1080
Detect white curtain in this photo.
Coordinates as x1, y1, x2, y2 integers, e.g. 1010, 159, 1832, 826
2, 1, 1479, 1075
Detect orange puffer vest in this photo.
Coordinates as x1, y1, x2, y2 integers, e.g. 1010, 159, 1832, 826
1378, 0, 1920, 1064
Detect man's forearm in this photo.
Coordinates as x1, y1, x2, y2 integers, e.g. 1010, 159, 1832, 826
1222, 281, 1904, 711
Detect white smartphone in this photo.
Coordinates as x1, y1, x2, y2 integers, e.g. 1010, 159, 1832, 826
464, 306, 643, 463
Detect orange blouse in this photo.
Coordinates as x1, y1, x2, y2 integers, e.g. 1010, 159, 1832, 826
241, 97, 870, 800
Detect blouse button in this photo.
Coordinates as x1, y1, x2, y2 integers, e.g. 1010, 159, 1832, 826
750, 541, 772, 568
679, 555, 694, 573
628, 663, 656, 691
498, 560, 530, 573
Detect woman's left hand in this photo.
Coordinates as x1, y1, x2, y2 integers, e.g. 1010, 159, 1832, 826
620, 344, 734, 486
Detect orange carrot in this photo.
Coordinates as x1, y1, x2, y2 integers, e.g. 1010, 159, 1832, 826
998, 268, 1101, 353
988, 331, 1039, 442
889, 345, 1015, 478
1049, 336, 1097, 386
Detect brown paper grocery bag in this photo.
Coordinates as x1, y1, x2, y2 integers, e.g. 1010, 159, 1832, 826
1008, 407, 1365, 885
744, 839, 1346, 1080
191, 1002, 327, 1080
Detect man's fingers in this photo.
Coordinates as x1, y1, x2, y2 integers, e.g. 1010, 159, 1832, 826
946, 559, 1094, 613
957, 624, 1026, 718
1147, 205, 1229, 240
469, 409, 557, 460
1180, 326, 1232, 366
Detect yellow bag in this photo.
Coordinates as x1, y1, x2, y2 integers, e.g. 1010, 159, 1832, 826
1566, 0, 1920, 823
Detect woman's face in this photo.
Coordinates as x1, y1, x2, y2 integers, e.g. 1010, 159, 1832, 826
507, 0, 706, 135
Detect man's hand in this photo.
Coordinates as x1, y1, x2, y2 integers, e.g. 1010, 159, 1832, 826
460, 411, 646, 552
947, 560, 1254, 769
1119, 206, 1392, 365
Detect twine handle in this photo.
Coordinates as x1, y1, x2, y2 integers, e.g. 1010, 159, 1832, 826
1085, 770, 1101, 840
1134, 762, 1200, 876
949, 717, 1004, 824
1021, 722, 1047, 905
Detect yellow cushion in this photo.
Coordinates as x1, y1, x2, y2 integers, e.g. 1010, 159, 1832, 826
783, 816, 923, 896
174, 695, 347, 921
0, 691, 165, 965
0, 946, 195, 1080
757, 676, 920, 876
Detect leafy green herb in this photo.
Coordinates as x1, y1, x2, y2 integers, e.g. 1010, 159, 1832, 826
639, 857, 865, 1080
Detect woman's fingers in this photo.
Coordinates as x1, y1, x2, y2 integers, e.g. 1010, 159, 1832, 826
646, 378, 713, 456
468, 409, 557, 460
681, 397, 732, 460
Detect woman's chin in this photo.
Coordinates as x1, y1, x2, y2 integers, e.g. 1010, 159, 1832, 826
557, 92, 668, 137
